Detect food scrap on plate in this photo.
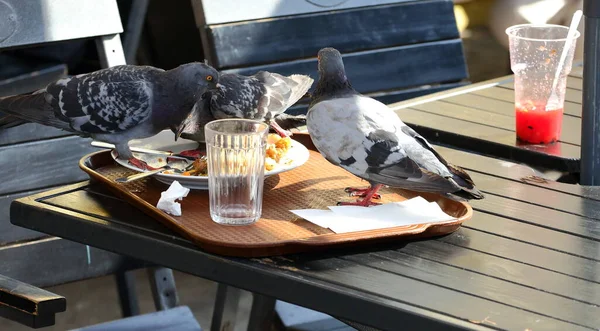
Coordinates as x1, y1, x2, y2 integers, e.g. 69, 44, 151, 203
163, 133, 293, 176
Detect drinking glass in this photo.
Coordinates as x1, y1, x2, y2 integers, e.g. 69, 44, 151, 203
205, 119, 269, 225
506, 24, 580, 144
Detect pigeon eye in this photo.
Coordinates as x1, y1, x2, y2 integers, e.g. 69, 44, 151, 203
206, 75, 213, 81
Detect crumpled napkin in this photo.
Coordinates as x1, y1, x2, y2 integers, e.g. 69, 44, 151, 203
156, 180, 190, 216
290, 196, 455, 233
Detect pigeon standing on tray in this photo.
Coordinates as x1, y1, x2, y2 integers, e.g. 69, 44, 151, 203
306, 47, 484, 206
174, 70, 313, 144
0, 62, 220, 170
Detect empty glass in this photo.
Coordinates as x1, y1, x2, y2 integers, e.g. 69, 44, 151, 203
506, 24, 580, 144
205, 119, 269, 225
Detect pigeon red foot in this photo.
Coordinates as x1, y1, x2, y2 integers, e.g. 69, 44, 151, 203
337, 184, 384, 207
344, 187, 382, 200
270, 120, 293, 137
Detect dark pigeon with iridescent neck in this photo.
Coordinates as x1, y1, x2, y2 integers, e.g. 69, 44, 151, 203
306, 47, 484, 206
175, 71, 313, 141
0, 62, 219, 170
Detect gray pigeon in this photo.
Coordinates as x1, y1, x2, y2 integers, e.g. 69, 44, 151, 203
307, 47, 484, 206
0, 62, 219, 170
175, 70, 313, 142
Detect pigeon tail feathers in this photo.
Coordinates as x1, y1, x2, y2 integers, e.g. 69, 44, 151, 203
0, 114, 27, 129
447, 165, 485, 200
0, 93, 73, 132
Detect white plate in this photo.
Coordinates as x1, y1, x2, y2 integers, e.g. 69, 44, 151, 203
110, 130, 310, 190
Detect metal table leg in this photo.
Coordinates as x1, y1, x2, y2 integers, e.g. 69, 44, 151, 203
211, 283, 241, 331
115, 270, 140, 317
580, 0, 600, 185
247, 293, 276, 331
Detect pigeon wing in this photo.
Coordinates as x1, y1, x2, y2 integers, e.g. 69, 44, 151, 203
209, 74, 264, 119
254, 71, 313, 118
46, 66, 154, 134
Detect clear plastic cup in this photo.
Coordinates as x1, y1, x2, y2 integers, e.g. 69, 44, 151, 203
205, 119, 269, 225
506, 24, 580, 144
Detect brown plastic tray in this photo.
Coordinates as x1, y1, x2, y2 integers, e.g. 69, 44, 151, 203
79, 133, 472, 257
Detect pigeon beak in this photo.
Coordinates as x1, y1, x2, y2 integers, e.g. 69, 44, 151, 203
175, 123, 186, 141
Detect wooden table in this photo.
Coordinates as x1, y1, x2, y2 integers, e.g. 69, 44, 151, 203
10, 142, 600, 331
387, 65, 585, 174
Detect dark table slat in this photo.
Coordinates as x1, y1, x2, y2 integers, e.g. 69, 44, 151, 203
8, 189, 510, 331
411, 101, 514, 132
442, 93, 581, 118
500, 77, 584, 91
40, 188, 182, 238
9, 130, 600, 331
28, 180, 600, 284
434, 145, 600, 200
467, 172, 600, 220
397, 108, 581, 172
499, 77, 584, 93
465, 211, 600, 260
9, 179, 600, 331
456, 87, 582, 136
342, 252, 599, 329
440, 227, 600, 284
390, 241, 600, 307
568, 76, 583, 90
472, 86, 582, 105
266, 255, 590, 331
410, 100, 582, 146
40, 180, 600, 276
385, 67, 586, 173
470, 194, 600, 242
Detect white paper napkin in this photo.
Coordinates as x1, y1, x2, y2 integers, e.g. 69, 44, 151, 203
156, 180, 190, 216
290, 196, 455, 233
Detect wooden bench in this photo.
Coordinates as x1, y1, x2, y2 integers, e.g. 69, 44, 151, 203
191, 0, 469, 113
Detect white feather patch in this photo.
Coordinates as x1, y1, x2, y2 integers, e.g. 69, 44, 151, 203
307, 95, 411, 176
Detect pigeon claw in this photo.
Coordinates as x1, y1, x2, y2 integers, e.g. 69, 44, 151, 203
344, 187, 382, 200
128, 157, 159, 171
270, 120, 293, 138
338, 184, 384, 207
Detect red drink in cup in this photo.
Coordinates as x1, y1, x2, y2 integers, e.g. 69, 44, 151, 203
506, 24, 580, 144
515, 101, 563, 144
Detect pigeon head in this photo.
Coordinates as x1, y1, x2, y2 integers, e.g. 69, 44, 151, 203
310, 47, 354, 106
174, 97, 213, 141
169, 62, 220, 100
317, 47, 346, 80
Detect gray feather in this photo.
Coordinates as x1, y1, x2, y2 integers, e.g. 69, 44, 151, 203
307, 47, 483, 201
0, 62, 220, 159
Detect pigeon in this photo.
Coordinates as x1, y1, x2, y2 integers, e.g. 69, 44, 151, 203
173, 98, 308, 144
174, 70, 313, 141
306, 47, 484, 206
0, 62, 220, 170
